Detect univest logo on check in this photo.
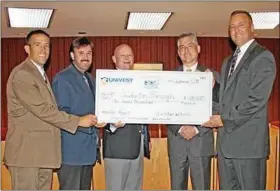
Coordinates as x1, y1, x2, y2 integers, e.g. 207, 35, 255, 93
100, 77, 133, 85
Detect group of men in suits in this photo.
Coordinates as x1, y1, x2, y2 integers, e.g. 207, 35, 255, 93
4, 9, 276, 190
4, 31, 151, 190
168, 10, 276, 190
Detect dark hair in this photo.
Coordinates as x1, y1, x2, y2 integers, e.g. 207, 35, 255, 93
69, 37, 93, 53
176, 32, 198, 46
69, 37, 93, 62
26, 29, 50, 44
230, 10, 253, 23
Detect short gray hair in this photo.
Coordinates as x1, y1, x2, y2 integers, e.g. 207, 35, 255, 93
177, 32, 198, 45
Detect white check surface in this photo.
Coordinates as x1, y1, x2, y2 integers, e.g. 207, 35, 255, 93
95, 69, 212, 125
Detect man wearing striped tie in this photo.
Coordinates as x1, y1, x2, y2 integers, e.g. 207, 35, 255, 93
203, 10, 276, 190
52, 37, 106, 190
167, 32, 220, 190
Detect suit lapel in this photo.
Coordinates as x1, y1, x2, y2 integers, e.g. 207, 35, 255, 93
223, 58, 231, 90
69, 64, 93, 95
25, 59, 56, 102
177, 65, 184, 71
196, 64, 207, 72
26, 59, 46, 84
44, 77, 56, 101
224, 40, 258, 91
85, 73, 96, 98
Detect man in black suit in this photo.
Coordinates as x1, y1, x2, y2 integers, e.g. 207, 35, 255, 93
167, 32, 220, 190
203, 10, 276, 190
102, 44, 151, 190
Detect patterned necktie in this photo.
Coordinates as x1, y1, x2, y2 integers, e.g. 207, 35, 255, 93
43, 72, 53, 95
185, 69, 192, 72
43, 72, 48, 84
83, 75, 90, 88
228, 48, 241, 79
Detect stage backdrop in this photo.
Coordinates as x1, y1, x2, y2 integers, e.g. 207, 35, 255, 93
1, 36, 279, 139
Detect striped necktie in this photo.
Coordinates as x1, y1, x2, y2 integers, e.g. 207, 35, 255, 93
83, 75, 90, 88
228, 48, 241, 79
43, 72, 48, 84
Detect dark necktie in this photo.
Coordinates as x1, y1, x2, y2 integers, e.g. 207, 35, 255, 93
142, 125, 150, 159
228, 48, 240, 79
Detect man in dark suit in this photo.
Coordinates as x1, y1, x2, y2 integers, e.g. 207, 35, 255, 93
203, 10, 276, 189
167, 33, 220, 190
102, 44, 151, 190
4, 30, 97, 190
52, 37, 106, 190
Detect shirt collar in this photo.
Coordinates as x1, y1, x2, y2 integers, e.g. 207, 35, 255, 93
30, 59, 45, 78
183, 62, 198, 72
238, 39, 255, 54
116, 67, 131, 71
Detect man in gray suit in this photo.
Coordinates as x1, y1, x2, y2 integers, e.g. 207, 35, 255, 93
167, 33, 220, 190
203, 10, 276, 189
102, 44, 151, 190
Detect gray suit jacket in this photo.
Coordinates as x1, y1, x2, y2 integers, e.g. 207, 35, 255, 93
167, 64, 219, 157
217, 40, 276, 158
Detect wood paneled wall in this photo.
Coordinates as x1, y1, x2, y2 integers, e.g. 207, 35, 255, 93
1, 36, 279, 139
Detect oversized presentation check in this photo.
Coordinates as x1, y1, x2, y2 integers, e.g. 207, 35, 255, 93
95, 69, 212, 125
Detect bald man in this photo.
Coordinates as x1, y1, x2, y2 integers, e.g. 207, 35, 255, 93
102, 44, 151, 190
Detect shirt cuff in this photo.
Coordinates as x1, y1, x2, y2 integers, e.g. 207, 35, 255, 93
110, 124, 117, 133
178, 126, 184, 133
194, 126, 199, 134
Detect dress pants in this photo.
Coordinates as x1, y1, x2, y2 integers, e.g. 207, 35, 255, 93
104, 135, 144, 190
218, 155, 267, 190
57, 164, 94, 190
8, 166, 52, 190
169, 153, 211, 190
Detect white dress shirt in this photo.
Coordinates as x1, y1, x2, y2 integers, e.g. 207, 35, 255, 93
183, 62, 198, 72
31, 60, 46, 80
233, 39, 255, 71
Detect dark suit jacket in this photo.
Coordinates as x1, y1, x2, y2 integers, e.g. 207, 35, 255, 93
4, 58, 79, 168
217, 40, 276, 158
52, 64, 98, 165
103, 124, 150, 160
167, 64, 219, 157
